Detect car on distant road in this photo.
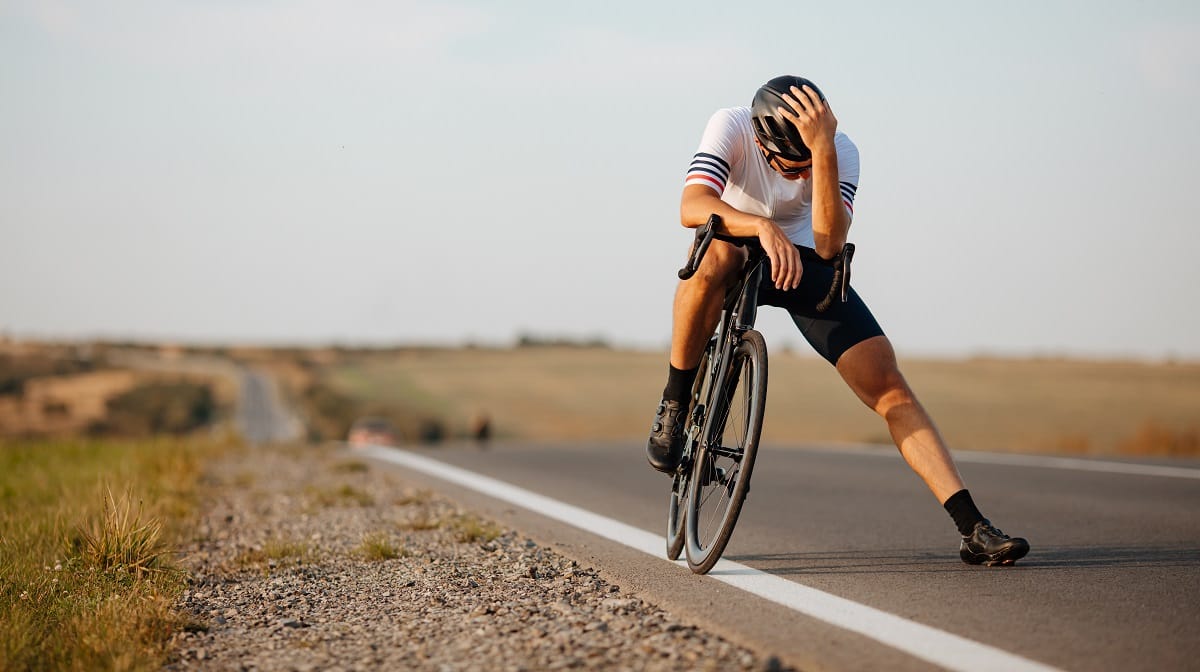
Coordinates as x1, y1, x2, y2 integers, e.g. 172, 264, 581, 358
347, 417, 399, 448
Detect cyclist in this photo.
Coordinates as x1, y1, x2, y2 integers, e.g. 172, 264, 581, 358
646, 75, 1029, 566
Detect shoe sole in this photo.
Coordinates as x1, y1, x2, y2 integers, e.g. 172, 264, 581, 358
647, 442, 684, 475
646, 452, 684, 475
961, 541, 1030, 567
647, 458, 679, 475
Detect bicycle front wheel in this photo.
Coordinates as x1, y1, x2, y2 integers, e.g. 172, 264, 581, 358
684, 329, 767, 574
666, 471, 687, 560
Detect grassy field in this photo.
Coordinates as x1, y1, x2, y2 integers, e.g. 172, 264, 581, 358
322, 347, 1200, 457
0, 342, 235, 440
0, 437, 233, 672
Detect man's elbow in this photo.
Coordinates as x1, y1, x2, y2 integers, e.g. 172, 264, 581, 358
679, 201, 709, 229
814, 230, 848, 259
815, 242, 842, 260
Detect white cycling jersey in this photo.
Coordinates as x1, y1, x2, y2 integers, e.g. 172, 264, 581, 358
684, 106, 859, 247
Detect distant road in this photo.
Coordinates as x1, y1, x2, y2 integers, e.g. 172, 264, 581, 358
235, 368, 304, 445
107, 349, 303, 445
363, 440, 1200, 672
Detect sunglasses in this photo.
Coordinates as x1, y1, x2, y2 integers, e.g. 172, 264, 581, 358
761, 147, 811, 176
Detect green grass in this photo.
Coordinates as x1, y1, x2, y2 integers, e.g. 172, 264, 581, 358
0, 437, 233, 672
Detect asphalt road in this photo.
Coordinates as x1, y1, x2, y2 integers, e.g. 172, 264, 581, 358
235, 368, 303, 445
367, 440, 1200, 672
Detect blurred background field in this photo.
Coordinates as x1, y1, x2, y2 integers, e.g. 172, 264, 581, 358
0, 341, 235, 439
261, 343, 1200, 458
2, 338, 1197, 457
0, 337, 1196, 669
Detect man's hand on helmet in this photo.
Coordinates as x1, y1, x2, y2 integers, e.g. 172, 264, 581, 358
776, 85, 838, 154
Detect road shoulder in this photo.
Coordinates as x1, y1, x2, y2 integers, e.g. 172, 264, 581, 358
171, 443, 786, 671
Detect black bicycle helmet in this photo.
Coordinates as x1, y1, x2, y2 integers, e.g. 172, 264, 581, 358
750, 75, 826, 162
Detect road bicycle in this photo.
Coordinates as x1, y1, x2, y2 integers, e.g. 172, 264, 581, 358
666, 214, 853, 574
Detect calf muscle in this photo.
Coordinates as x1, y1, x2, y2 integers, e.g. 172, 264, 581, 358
837, 336, 966, 503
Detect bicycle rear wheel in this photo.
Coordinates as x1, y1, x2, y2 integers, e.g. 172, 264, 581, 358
666, 342, 713, 560
684, 329, 767, 574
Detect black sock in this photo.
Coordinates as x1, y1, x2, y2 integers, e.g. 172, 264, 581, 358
662, 364, 699, 404
943, 489, 985, 536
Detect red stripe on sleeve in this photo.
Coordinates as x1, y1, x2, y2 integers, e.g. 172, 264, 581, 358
686, 173, 725, 192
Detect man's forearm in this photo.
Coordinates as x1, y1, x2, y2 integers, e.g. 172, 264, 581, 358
810, 145, 850, 258
680, 185, 771, 238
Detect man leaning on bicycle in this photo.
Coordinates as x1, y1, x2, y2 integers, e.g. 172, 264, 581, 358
647, 75, 1029, 566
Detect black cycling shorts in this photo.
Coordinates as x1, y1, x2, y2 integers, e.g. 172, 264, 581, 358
755, 246, 885, 366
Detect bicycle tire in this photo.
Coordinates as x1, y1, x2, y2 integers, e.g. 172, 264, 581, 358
684, 329, 767, 574
666, 471, 687, 560
666, 342, 714, 560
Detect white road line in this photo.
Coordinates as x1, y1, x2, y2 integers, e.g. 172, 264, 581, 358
362, 445, 1062, 672
952, 451, 1200, 480
791, 443, 1200, 480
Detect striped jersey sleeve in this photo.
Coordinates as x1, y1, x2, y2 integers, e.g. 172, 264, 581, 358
834, 132, 860, 218
840, 180, 858, 214
684, 108, 744, 195
686, 153, 731, 194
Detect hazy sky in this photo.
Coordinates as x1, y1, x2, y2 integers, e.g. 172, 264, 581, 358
3, 1, 1198, 359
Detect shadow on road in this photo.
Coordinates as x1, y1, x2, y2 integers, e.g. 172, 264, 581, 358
726, 544, 1200, 574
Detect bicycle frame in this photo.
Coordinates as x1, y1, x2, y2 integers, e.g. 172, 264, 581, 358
669, 212, 853, 570
684, 232, 766, 473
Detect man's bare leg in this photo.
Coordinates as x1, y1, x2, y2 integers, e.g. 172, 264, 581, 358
834, 334, 965, 502
834, 335, 1029, 564
648, 240, 746, 473
670, 240, 746, 369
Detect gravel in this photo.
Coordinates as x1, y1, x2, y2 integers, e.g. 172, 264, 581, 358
168, 445, 793, 671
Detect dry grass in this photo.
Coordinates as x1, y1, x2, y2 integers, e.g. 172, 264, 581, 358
0, 437, 234, 672
447, 513, 503, 544
331, 459, 370, 474
396, 510, 442, 532
72, 487, 171, 579
306, 484, 375, 508
236, 539, 316, 568
1117, 420, 1200, 456
393, 488, 433, 506
0, 370, 139, 436
354, 532, 406, 561
318, 347, 1200, 457
0, 343, 236, 439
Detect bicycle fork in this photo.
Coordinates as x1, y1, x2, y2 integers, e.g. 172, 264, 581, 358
693, 258, 764, 492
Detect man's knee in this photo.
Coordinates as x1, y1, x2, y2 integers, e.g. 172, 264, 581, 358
837, 336, 914, 412
871, 381, 917, 417
685, 240, 744, 290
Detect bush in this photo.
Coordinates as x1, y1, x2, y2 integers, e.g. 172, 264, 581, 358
89, 382, 216, 437
300, 379, 445, 444
0, 350, 102, 398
